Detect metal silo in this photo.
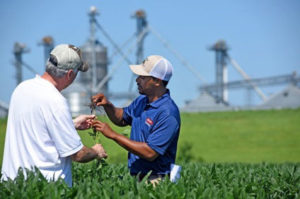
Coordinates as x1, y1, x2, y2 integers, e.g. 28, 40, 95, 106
62, 6, 109, 116
62, 82, 90, 116
80, 40, 108, 95
62, 41, 108, 116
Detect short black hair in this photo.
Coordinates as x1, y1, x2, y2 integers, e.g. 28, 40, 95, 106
162, 80, 169, 87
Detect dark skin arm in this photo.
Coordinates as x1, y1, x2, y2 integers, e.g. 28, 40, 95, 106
92, 93, 127, 127
92, 120, 159, 161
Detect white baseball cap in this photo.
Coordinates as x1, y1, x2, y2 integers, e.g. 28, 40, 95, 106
49, 44, 89, 72
129, 55, 173, 81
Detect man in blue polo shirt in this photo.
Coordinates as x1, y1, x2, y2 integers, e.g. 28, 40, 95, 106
92, 55, 181, 184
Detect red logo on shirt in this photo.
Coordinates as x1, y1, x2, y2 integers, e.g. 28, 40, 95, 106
145, 118, 153, 126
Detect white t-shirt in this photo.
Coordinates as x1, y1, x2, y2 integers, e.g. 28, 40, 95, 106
1, 75, 83, 187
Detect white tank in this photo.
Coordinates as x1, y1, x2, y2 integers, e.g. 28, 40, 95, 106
80, 40, 108, 94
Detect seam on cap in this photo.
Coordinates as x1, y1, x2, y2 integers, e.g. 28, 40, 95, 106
66, 47, 70, 69
70, 47, 81, 70
162, 58, 168, 80
149, 57, 162, 75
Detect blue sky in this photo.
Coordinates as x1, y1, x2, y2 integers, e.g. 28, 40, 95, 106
1, 0, 300, 108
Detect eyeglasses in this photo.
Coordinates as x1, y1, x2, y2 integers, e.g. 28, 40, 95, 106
68, 44, 82, 58
68, 44, 84, 69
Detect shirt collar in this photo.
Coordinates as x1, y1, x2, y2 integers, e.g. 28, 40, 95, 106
147, 89, 170, 108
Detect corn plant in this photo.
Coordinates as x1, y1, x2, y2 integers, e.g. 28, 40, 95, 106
1, 162, 300, 198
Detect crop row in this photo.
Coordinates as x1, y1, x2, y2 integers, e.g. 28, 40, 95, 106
1, 161, 299, 198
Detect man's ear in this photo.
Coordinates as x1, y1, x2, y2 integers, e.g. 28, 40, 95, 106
154, 78, 163, 87
66, 70, 75, 80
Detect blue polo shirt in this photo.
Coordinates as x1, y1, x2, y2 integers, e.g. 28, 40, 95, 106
123, 90, 181, 175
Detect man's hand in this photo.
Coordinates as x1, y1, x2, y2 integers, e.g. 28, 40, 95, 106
92, 120, 116, 139
73, 115, 96, 130
92, 93, 126, 127
92, 93, 110, 107
92, 144, 108, 159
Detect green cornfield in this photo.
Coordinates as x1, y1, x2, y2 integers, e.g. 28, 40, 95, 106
0, 109, 300, 198
1, 161, 300, 198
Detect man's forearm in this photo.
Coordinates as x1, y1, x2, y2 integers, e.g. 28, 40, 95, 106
111, 133, 158, 161
71, 146, 97, 163
104, 103, 127, 126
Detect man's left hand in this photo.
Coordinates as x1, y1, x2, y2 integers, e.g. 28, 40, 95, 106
73, 115, 96, 130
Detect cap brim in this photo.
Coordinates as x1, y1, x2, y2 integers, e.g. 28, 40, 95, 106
129, 64, 151, 76
79, 62, 89, 72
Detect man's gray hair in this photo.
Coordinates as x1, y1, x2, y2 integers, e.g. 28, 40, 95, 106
45, 60, 68, 78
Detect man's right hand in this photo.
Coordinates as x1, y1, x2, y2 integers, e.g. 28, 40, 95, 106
92, 93, 110, 107
92, 143, 108, 160
91, 93, 126, 127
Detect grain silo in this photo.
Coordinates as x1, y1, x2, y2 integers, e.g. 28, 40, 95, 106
80, 40, 108, 95
62, 6, 109, 116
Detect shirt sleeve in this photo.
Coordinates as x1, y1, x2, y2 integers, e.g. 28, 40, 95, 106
46, 104, 83, 158
146, 112, 180, 155
122, 106, 132, 125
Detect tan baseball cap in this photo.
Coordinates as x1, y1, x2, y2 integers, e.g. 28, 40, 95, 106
129, 55, 173, 81
49, 44, 89, 72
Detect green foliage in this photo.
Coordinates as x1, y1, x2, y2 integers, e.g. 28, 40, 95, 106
1, 109, 300, 164
88, 108, 300, 164
177, 141, 204, 163
1, 162, 300, 198
0, 118, 7, 165
177, 108, 300, 163
0, 109, 300, 198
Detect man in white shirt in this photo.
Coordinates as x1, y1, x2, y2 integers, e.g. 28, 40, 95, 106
1, 44, 107, 187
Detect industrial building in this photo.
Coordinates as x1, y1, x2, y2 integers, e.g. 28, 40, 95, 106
181, 40, 300, 112
257, 85, 300, 110
0, 101, 8, 118
2, 7, 300, 118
